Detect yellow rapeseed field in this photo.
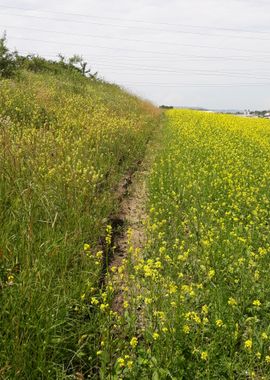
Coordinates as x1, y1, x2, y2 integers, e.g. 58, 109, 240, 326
106, 110, 270, 379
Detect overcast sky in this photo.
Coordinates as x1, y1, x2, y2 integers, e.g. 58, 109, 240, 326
1, 0, 270, 109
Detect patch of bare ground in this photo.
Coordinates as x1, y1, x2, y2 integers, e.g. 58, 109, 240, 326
108, 133, 162, 314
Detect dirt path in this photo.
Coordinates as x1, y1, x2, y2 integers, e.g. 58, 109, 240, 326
108, 134, 161, 313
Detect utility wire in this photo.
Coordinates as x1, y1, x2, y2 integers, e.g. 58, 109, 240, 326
121, 82, 270, 88
84, 61, 270, 79
14, 48, 270, 81
6, 34, 270, 60
16, 48, 270, 65
1, 8, 270, 42
0, 3, 270, 36
3, 24, 270, 61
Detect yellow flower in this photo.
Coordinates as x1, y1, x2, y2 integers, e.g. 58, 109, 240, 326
84, 243, 90, 251
203, 317, 209, 325
244, 339, 252, 350
7, 274, 14, 284
266, 355, 270, 363
96, 250, 103, 259
145, 297, 152, 304
215, 319, 223, 327
117, 357, 125, 367
91, 297, 99, 305
105, 225, 112, 245
201, 351, 208, 361
252, 299, 261, 307
202, 305, 209, 314
100, 303, 109, 311
130, 337, 138, 349
228, 297, 237, 306
127, 360, 133, 369
208, 269, 215, 279
183, 325, 190, 334
261, 332, 268, 340
153, 332, 159, 340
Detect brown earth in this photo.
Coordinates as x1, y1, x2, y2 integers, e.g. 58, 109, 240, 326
108, 133, 162, 313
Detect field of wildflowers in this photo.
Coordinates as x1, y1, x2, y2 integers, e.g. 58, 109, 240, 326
105, 110, 270, 379
0, 67, 160, 378
2, 65, 270, 379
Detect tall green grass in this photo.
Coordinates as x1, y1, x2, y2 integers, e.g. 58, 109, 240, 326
0, 67, 160, 379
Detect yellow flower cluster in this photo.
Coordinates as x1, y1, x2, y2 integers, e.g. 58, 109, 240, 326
114, 110, 270, 378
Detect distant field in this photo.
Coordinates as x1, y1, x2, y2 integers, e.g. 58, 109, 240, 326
0, 68, 160, 379
109, 110, 270, 379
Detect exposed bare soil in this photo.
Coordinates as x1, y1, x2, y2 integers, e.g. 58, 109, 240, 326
108, 137, 161, 313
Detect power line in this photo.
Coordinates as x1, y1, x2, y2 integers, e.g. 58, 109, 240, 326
13, 44, 270, 80
120, 82, 270, 88
76, 61, 270, 77
1, 52, 269, 89
4, 28, 269, 56
1, 8, 270, 43
3, 24, 270, 61
5, 34, 187, 57
16, 47, 270, 66
6, 34, 270, 61
14, 48, 270, 81
0, 3, 270, 36
87, 61, 270, 80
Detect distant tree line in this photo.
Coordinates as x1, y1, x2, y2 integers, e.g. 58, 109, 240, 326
250, 110, 270, 117
0, 32, 98, 79
159, 105, 174, 109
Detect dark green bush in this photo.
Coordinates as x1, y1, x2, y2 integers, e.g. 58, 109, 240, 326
0, 33, 18, 78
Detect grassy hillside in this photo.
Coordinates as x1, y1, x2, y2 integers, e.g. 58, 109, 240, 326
0, 65, 160, 379
110, 110, 270, 379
